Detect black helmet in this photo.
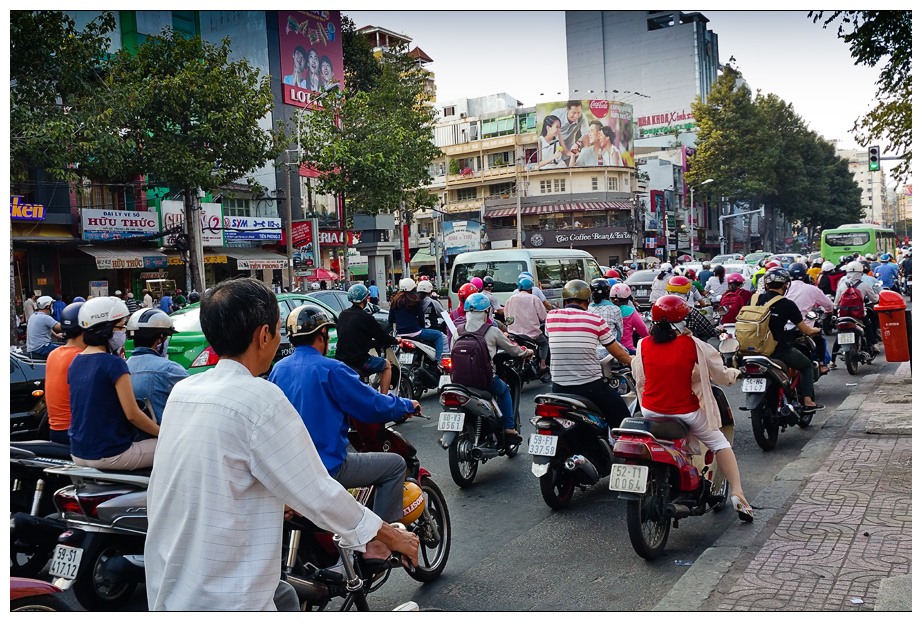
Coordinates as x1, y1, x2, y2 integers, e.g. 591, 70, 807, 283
763, 267, 792, 288
188, 291, 201, 304
287, 304, 335, 339
788, 262, 808, 281
589, 278, 611, 303
60, 302, 85, 337
482, 275, 495, 289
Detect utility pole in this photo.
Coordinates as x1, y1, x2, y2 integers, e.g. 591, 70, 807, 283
184, 187, 205, 293
285, 151, 294, 291
340, 194, 349, 287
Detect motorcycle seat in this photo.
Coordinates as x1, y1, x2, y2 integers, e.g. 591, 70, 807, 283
620, 416, 690, 441
10, 440, 73, 460
539, 393, 604, 417
509, 333, 538, 348
443, 383, 493, 401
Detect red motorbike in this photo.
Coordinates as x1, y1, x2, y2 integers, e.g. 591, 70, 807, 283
609, 387, 734, 560
10, 578, 72, 611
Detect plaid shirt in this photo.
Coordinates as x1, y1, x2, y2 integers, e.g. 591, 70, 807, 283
685, 306, 719, 341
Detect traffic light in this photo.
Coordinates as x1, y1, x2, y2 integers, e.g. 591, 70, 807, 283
868, 146, 880, 171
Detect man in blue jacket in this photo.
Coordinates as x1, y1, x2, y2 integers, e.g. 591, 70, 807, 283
269, 304, 419, 523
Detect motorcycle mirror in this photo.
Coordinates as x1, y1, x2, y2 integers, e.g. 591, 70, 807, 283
506, 316, 514, 325
716, 306, 728, 315
718, 337, 740, 354
806, 311, 818, 321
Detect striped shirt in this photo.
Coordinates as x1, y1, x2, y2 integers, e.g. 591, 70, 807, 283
547, 305, 616, 386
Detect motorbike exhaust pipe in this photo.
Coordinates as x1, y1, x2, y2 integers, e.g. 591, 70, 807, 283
285, 574, 332, 604
564, 455, 600, 484
664, 503, 690, 520
470, 447, 500, 460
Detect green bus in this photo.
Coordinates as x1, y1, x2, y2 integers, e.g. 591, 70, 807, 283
820, 224, 898, 264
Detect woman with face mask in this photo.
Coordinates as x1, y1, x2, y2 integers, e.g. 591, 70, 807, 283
68, 297, 160, 470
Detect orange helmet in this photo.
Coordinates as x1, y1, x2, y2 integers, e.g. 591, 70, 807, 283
652, 295, 691, 323
458, 283, 478, 303
400, 482, 425, 525
666, 275, 692, 294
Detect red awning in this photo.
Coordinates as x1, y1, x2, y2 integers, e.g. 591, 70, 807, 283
484, 201, 631, 218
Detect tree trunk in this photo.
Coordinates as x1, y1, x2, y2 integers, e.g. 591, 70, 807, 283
185, 187, 206, 293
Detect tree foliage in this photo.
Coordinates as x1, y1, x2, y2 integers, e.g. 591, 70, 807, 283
810, 11, 912, 182
297, 39, 442, 216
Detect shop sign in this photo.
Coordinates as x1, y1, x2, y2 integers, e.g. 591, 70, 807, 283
168, 256, 184, 266
36, 278, 47, 285
525, 226, 632, 249
291, 220, 359, 246
140, 272, 167, 280
442, 220, 481, 256
205, 255, 227, 264
637, 109, 697, 137
160, 201, 224, 246
90, 281, 108, 297
81, 208, 160, 241
143, 256, 168, 269
223, 215, 282, 242
11, 196, 45, 221
654, 248, 663, 256
236, 258, 289, 270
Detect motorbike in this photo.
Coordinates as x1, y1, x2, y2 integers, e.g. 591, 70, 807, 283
438, 350, 525, 488
397, 337, 443, 400
608, 386, 735, 560
721, 332, 819, 451
836, 304, 878, 375
282, 415, 451, 610
10, 578, 73, 611
508, 331, 551, 384
821, 294, 838, 335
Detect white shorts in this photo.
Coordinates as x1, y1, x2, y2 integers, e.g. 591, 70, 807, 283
640, 407, 731, 452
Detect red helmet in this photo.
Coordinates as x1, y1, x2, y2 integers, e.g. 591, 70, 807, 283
652, 295, 691, 323
727, 273, 745, 284
666, 276, 692, 294
765, 260, 781, 270
605, 269, 620, 278
458, 283, 478, 303
686, 269, 696, 280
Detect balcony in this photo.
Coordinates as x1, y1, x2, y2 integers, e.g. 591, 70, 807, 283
447, 166, 517, 185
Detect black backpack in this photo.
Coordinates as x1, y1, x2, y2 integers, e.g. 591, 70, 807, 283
449, 324, 494, 389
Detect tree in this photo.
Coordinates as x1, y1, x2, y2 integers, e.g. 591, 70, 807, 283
341, 16, 382, 96
810, 11, 912, 182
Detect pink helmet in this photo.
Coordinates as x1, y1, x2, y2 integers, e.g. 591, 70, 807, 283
727, 273, 745, 285
610, 283, 632, 299
470, 276, 484, 291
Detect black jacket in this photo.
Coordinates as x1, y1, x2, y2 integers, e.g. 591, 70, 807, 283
334, 305, 398, 369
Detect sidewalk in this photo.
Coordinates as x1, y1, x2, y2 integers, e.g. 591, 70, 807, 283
655, 362, 912, 612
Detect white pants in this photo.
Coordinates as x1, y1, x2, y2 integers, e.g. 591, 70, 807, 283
640, 407, 731, 452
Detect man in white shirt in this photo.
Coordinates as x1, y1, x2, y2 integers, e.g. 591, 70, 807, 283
145, 277, 418, 611
575, 120, 604, 167
22, 291, 38, 322
548, 100, 590, 159
142, 289, 154, 309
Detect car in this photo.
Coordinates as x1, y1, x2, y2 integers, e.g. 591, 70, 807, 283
769, 254, 799, 268
808, 251, 823, 264
718, 262, 757, 291
710, 253, 745, 265
10, 351, 48, 440
624, 269, 657, 309
125, 293, 343, 375
305, 289, 390, 332
744, 252, 772, 265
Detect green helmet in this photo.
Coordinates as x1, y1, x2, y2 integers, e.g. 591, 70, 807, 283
562, 279, 591, 302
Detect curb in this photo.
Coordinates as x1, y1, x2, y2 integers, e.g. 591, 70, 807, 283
651, 374, 881, 612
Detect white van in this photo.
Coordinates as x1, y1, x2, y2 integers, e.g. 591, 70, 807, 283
447, 249, 604, 310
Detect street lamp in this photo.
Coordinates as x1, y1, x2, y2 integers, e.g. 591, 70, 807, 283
688, 178, 714, 259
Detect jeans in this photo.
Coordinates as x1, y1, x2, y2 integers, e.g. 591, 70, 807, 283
772, 343, 814, 400
535, 333, 549, 365
812, 334, 829, 366
28, 343, 60, 359
49, 429, 70, 445
415, 328, 444, 362
552, 379, 630, 429
331, 452, 407, 523
489, 375, 515, 430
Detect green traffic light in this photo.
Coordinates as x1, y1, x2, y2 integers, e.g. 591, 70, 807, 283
868, 146, 880, 171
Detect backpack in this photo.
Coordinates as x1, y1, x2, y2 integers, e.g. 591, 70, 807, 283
735, 295, 786, 356
449, 324, 494, 389
719, 290, 746, 323
838, 283, 866, 319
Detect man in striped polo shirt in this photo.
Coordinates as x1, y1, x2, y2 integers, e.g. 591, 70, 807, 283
547, 280, 634, 429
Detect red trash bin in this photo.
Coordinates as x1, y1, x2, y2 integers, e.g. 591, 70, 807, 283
874, 291, 910, 362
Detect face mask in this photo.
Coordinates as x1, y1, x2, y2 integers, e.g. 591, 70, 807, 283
108, 331, 127, 353
158, 337, 170, 358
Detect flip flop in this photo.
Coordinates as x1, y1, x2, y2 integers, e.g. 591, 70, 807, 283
731, 495, 754, 522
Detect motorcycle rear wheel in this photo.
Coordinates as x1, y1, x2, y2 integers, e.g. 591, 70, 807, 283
73, 539, 140, 612
751, 403, 779, 451
408, 476, 451, 583
539, 466, 575, 510
845, 349, 859, 375
11, 594, 73, 612
448, 429, 478, 488
626, 465, 671, 560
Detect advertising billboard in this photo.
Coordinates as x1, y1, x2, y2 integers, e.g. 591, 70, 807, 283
160, 200, 224, 247
81, 208, 160, 241
442, 220, 481, 256
279, 10, 343, 107
534, 100, 634, 170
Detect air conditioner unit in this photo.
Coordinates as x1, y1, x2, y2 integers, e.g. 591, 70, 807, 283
460, 113, 467, 118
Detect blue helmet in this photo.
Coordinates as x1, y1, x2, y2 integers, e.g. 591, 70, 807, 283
880, 253, 891, 262
60, 302, 85, 335
347, 283, 369, 303
464, 292, 492, 312
72, 296, 86, 303
517, 275, 534, 290
788, 262, 808, 281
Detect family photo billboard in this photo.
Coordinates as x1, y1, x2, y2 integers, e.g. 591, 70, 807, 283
278, 10, 343, 107
534, 100, 634, 170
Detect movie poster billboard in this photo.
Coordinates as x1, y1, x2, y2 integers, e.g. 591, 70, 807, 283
278, 11, 343, 107
534, 100, 634, 170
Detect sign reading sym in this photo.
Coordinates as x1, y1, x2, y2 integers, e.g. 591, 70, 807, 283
279, 10, 343, 108
534, 99, 635, 170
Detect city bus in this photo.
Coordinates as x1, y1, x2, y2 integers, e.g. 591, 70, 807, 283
820, 224, 897, 264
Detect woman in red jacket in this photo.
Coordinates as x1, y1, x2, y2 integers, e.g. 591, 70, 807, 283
719, 273, 750, 323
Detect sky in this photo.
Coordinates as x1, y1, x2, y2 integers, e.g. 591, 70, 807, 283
348, 8, 907, 185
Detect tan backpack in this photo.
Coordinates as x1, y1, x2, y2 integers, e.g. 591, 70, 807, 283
735, 295, 785, 356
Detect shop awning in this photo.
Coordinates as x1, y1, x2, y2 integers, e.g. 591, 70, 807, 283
163, 248, 228, 266
224, 247, 290, 270
484, 201, 632, 218
12, 223, 77, 242
410, 248, 436, 266
78, 246, 168, 270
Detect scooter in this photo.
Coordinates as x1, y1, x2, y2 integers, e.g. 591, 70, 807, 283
609, 386, 735, 560
508, 332, 550, 384
438, 351, 525, 488
397, 337, 443, 400
835, 305, 878, 375
10, 578, 73, 611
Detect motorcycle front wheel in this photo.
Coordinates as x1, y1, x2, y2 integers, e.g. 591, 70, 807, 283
73, 539, 140, 612
408, 476, 451, 583
448, 427, 478, 488
626, 465, 671, 560
751, 402, 779, 451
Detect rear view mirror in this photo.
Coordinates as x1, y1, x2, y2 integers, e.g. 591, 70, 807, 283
715, 306, 728, 316
506, 316, 515, 325
718, 337, 739, 354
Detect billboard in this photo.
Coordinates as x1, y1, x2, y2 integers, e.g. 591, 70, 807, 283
160, 200, 224, 247
279, 10, 343, 107
81, 208, 160, 241
534, 100, 634, 170
442, 220, 481, 255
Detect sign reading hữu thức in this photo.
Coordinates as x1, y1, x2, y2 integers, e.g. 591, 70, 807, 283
81, 208, 160, 241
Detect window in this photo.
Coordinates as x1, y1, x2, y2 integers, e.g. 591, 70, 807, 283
554, 179, 566, 193
451, 261, 527, 293
443, 106, 455, 117
608, 177, 619, 192
540, 180, 551, 194
489, 182, 514, 197
517, 112, 536, 134
223, 197, 251, 218
825, 232, 870, 246
481, 116, 516, 138
592, 178, 598, 191
456, 187, 478, 201
534, 259, 584, 289
488, 151, 512, 168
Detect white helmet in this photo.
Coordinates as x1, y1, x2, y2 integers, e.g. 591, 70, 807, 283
822, 261, 835, 272
702, 261, 711, 269
417, 281, 433, 294
78, 296, 130, 329
660, 262, 673, 273
673, 266, 688, 277
36, 296, 54, 309
126, 308, 176, 337
398, 277, 417, 292
845, 261, 864, 274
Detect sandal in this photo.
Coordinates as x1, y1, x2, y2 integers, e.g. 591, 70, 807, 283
731, 495, 754, 522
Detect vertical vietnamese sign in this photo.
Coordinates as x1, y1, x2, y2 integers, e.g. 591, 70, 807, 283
279, 11, 343, 108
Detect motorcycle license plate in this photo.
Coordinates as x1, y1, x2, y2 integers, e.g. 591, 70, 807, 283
528, 434, 558, 456
437, 412, 464, 432
438, 374, 451, 388
838, 332, 856, 345
742, 378, 767, 393
609, 464, 649, 493
634, 289, 648, 297
399, 352, 415, 365
49, 545, 83, 580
